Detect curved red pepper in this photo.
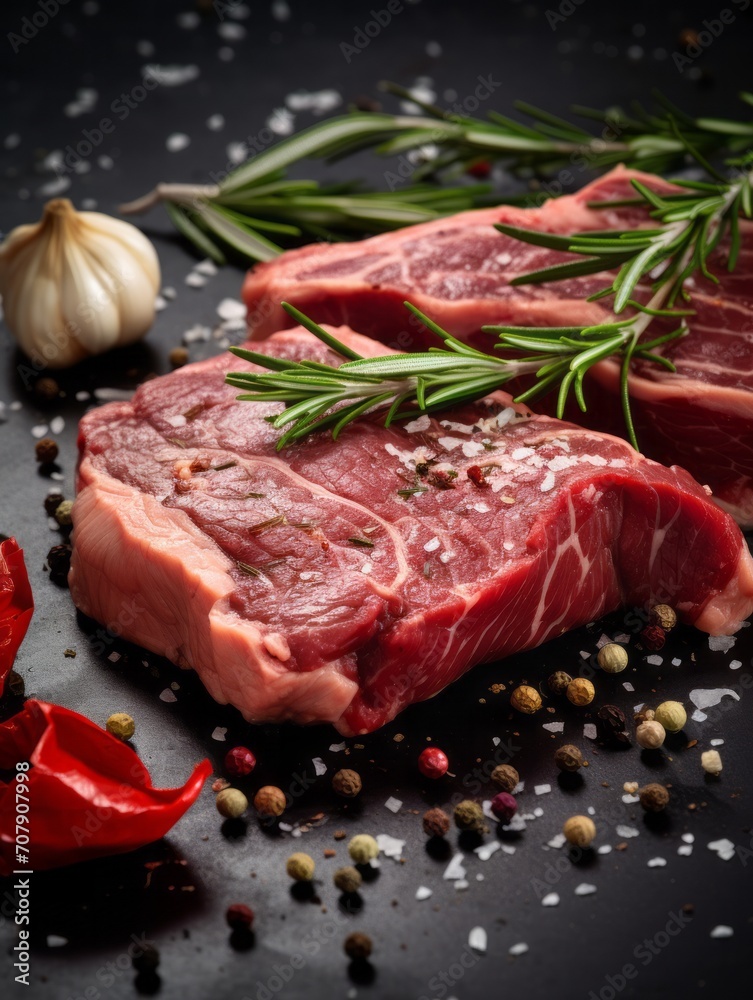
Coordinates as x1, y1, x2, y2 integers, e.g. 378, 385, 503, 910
0, 538, 33, 696
0, 700, 211, 875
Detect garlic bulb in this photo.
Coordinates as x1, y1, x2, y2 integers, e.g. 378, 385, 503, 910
0, 199, 161, 368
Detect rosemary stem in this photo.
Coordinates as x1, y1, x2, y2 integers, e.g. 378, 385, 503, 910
119, 183, 220, 215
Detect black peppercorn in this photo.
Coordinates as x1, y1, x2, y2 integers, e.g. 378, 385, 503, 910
595, 705, 630, 745
44, 492, 65, 517
35, 438, 58, 464
46, 544, 72, 585
34, 377, 59, 402
344, 932, 372, 960
132, 943, 160, 973
7, 671, 25, 699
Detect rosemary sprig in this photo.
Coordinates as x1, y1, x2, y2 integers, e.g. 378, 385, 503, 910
120, 90, 753, 265
119, 114, 491, 264
225, 302, 683, 452
227, 160, 752, 451
365, 85, 753, 179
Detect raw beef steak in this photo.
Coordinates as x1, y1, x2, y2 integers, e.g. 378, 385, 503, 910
70, 326, 753, 735
242, 167, 753, 526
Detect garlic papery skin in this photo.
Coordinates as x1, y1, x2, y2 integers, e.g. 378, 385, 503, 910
0, 199, 161, 368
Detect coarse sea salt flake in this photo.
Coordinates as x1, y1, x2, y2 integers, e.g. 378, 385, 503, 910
376, 833, 404, 859
217, 298, 245, 320
534, 784, 551, 796
211, 726, 227, 741
509, 942, 529, 956
166, 133, 190, 152
416, 886, 432, 900
647, 857, 667, 868
729, 660, 742, 670
469, 927, 487, 953
583, 723, 597, 740
443, 853, 466, 880
542, 722, 564, 733
542, 892, 560, 906
405, 414, 431, 433
710, 925, 734, 938
710, 738, 724, 746
708, 634, 736, 653
312, 757, 326, 776
690, 688, 740, 711
574, 883, 597, 896
708, 838, 736, 861
616, 825, 640, 839
384, 796, 402, 813
159, 688, 177, 703
329, 742, 346, 752
678, 844, 693, 857
540, 472, 555, 492
474, 841, 500, 861
646, 654, 663, 666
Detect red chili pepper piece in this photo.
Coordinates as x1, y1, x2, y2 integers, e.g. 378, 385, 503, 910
0, 700, 211, 875
466, 466, 488, 488
0, 538, 34, 697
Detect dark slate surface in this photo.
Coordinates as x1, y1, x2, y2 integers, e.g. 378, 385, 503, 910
1, 2, 752, 998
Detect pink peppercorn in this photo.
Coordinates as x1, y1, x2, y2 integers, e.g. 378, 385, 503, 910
490, 791, 517, 824
640, 625, 666, 651
418, 747, 449, 779
224, 746, 257, 777
225, 903, 254, 930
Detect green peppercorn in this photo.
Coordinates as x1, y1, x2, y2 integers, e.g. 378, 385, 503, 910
106, 712, 135, 740
654, 701, 687, 733
597, 643, 628, 674
348, 834, 379, 865
216, 787, 249, 819
333, 866, 362, 893
286, 852, 315, 881
54, 499, 74, 527
453, 799, 487, 834
547, 671, 572, 695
